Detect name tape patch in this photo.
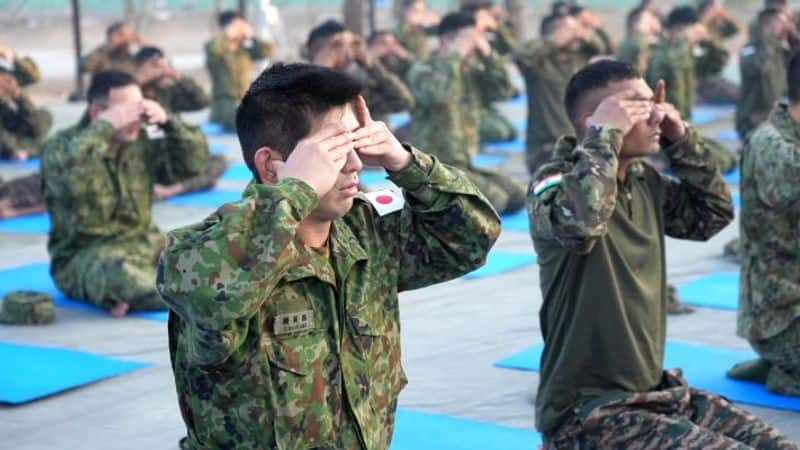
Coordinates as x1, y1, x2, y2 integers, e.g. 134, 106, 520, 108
274, 309, 315, 336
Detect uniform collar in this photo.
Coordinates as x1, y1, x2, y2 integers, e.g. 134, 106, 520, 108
769, 101, 800, 144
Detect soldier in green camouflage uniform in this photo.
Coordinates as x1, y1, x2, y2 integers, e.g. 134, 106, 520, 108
367, 30, 414, 79
407, 12, 524, 215
0, 47, 51, 160
727, 54, 800, 396
133, 46, 228, 199
617, 6, 662, 75
81, 22, 141, 75
42, 70, 209, 317
394, 0, 439, 60
531, 59, 793, 449
206, 11, 272, 131
157, 63, 500, 449
695, 0, 741, 104
514, 11, 606, 175
736, 8, 797, 141
647, 6, 736, 173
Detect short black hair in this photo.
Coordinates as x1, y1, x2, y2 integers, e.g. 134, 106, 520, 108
236, 63, 362, 180
665, 6, 699, 29
87, 70, 138, 104
568, 5, 585, 16
106, 21, 127, 38
789, 51, 800, 103
134, 46, 164, 67
565, 59, 641, 123
218, 10, 242, 28
438, 12, 476, 36
307, 19, 349, 55
540, 12, 568, 37
367, 30, 392, 46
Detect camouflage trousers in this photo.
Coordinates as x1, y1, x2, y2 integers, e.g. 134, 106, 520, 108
52, 233, 166, 311
209, 97, 238, 131
172, 154, 229, 193
0, 108, 52, 158
463, 165, 526, 215
751, 318, 800, 396
697, 76, 740, 105
544, 369, 796, 450
526, 142, 556, 177
480, 105, 518, 143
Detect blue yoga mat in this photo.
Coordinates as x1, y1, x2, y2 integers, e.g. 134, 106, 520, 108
391, 408, 540, 450
0, 157, 40, 170
494, 340, 800, 412
677, 272, 739, 311
465, 251, 537, 280
209, 143, 229, 155
388, 112, 410, 129
501, 210, 530, 233
200, 122, 231, 136
0, 263, 168, 321
484, 138, 525, 154
473, 153, 507, 168
165, 188, 242, 207
512, 119, 526, 132
732, 192, 741, 209
505, 94, 528, 107
0, 212, 50, 234
221, 163, 252, 181
691, 105, 734, 125
0, 341, 150, 404
716, 129, 739, 142
724, 168, 740, 185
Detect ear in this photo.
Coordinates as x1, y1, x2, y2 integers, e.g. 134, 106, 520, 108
576, 111, 593, 138
253, 147, 284, 184
88, 102, 101, 121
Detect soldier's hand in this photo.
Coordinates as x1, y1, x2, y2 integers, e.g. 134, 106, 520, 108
653, 80, 685, 141
141, 99, 168, 125
0, 74, 20, 100
476, 9, 499, 32
97, 101, 145, 131
586, 90, 653, 136
277, 123, 354, 197
351, 95, 411, 172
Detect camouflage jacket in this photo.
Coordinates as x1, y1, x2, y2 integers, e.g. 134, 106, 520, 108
6, 55, 41, 86
205, 35, 272, 101
617, 34, 653, 75
736, 37, 791, 140
738, 101, 800, 341
346, 61, 414, 123
490, 22, 518, 56
394, 23, 430, 60
0, 94, 50, 158
41, 116, 208, 272
81, 44, 136, 74
407, 51, 513, 165
514, 40, 601, 151
141, 77, 210, 114
157, 147, 501, 450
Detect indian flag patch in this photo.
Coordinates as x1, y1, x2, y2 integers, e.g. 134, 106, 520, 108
532, 173, 563, 196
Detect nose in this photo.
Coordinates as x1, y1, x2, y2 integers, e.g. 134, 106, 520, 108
647, 106, 665, 127
343, 148, 363, 173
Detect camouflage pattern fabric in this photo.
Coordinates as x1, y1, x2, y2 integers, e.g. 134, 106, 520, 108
617, 35, 652, 75
0, 290, 55, 325
751, 319, 800, 396
10, 56, 41, 87
394, 23, 430, 60
205, 36, 272, 130
479, 104, 517, 143
347, 61, 414, 123
490, 22, 518, 56
544, 369, 796, 449
736, 37, 791, 141
738, 101, 800, 343
174, 153, 229, 194
41, 117, 209, 311
158, 147, 501, 449
142, 77, 210, 114
0, 95, 52, 159
702, 136, 737, 174
81, 44, 136, 75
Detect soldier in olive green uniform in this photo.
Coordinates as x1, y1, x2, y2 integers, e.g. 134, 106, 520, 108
408, 13, 524, 215
531, 59, 793, 449
42, 70, 209, 317
515, 11, 606, 174
736, 8, 798, 141
206, 11, 272, 131
695, 0, 741, 104
367, 30, 415, 79
394, 0, 439, 60
728, 54, 800, 396
81, 22, 142, 75
158, 63, 500, 450
617, 6, 662, 75
570, 4, 615, 55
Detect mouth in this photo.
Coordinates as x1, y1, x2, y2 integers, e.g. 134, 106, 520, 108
339, 181, 359, 196
649, 131, 661, 142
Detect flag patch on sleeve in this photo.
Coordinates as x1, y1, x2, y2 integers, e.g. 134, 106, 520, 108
532, 173, 563, 196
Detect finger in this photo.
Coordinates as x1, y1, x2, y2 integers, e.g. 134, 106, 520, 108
610, 89, 640, 101
654, 80, 666, 104
328, 142, 354, 162
353, 132, 388, 149
351, 122, 383, 140
311, 122, 349, 143
354, 95, 372, 127
319, 130, 355, 150
355, 143, 387, 156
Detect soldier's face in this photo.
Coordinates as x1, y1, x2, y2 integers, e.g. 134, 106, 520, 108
309, 105, 364, 222
106, 85, 145, 143
313, 32, 354, 70
616, 79, 664, 157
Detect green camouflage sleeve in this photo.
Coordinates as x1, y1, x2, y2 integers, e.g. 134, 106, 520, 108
167, 77, 210, 112
470, 52, 515, 103
380, 147, 501, 291
0, 95, 46, 139
157, 178, 320, 365
660, 127, 734, 240
245, 37, 273, 61
528, 130, 621, 254
406, 53, 462, 106
13, 56, 41, 86
748, 128, 800, 211
694, 39, 729, 78
491, 23, 518, 56
513, 41, 547, 76
148, 118, 209, 185
81, 47, 108, 74
362, 61, 414, 116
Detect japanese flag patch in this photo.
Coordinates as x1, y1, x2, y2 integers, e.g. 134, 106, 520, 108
532, 173, 563, 196
360, 188, 405, 216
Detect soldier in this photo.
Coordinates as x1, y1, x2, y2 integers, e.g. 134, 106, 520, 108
407, 12, 524, 215
530, 59, 793, 448
41, 70, 209, 317
569, 4, 615, 55
515, 11, 604, 175
205, 10, 272, 131
748, 0, 800, 41
0, 67, 51, 161
736, 7, 798, 141
0, 43, 41, 87
647, 6, 736, 173
157, 62, 500, 449
727, 53, 800, 396
617, 6, 662, 76
81, 22, 143, 76
695, 0, 741, 104
307, 20, 414, 124
395, 0, 439, 60
367, 30, 415, 78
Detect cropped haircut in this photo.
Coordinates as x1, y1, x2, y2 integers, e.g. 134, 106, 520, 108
565, 59, 641, 124
540, 12, 568, 37
437, 12, 476, 37
106, 21, 127, 38
87, 70, 138, 104
306, 19, 349, 56
236, 63, 363, 181
665, 6, 699, 30
218, 10, 242, 28
133, 46, 164, 67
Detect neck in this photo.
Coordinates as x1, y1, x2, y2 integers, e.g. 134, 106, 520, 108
789, 102, 800, 125
617, 156, 633, 182
297, 218, 332, 248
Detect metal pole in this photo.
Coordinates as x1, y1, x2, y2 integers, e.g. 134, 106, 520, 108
368, 0, 375, 35
70, 0, 84, 100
